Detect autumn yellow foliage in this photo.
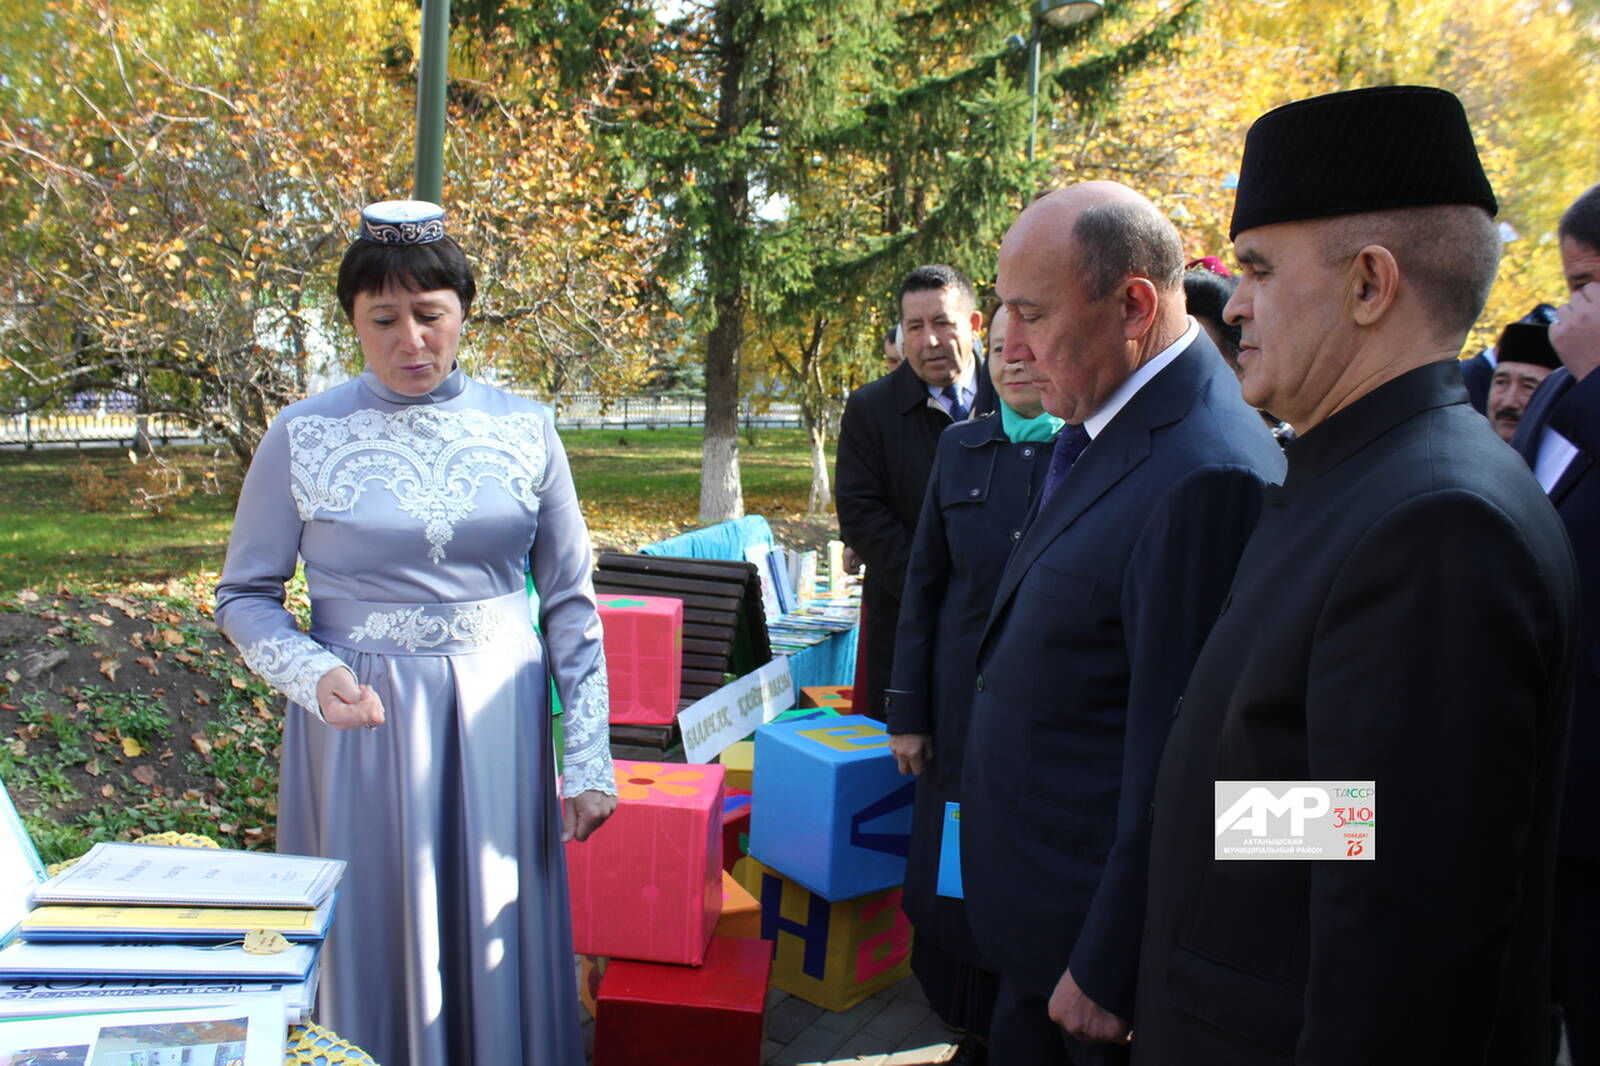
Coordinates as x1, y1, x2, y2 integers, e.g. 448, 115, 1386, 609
1045, 0, 1600, 349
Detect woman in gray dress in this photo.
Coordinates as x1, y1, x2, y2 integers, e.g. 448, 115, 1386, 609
215, 201, 616, 1066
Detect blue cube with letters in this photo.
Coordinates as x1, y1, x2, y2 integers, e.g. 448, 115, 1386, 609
748, 717, 913, 901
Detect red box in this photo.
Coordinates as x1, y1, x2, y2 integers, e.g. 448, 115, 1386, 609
567, 760, 724, 964
593, 936, 772, 1066
799, 685, 855, 714
598, 594, 684, 724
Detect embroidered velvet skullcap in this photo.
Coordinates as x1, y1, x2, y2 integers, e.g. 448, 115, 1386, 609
1229, 86, 1497, 240
359, 200, 447, 245
1495, 322, 1560, 370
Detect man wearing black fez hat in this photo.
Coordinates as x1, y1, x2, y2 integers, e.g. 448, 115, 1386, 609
1132, 86, 1577, 1066
1510, 180, 1600, 1065
1487, 321, 1561, 441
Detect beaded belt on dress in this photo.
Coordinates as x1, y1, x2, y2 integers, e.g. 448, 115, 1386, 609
310, 590, 533, 656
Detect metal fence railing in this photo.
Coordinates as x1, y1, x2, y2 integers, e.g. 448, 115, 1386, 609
0, 411, 209, 450
0, 394, 806, 449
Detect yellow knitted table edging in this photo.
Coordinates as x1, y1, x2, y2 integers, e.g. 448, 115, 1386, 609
45, 831, 220, 876
286, 1022, 381, 1065
49, 833, 379, 1065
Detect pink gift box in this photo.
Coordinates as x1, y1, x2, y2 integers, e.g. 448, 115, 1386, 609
597, 595, 683, 724
567, 760, 725, 965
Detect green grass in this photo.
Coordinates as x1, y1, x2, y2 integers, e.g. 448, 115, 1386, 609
0, 449, 238, 590
0, 427, 833, 590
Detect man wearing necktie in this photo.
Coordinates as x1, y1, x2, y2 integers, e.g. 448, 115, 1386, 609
1511, 181, 1600, 1064
959, 183, 1283, 1065
836, 264, 987, 724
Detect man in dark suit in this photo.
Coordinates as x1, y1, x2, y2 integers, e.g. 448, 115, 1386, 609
1135, 86, 1577, 1066
1511, 181, 1600, 1065
836, 265, 983, 723
1485, 321, 1560, 441
960, 182, 1284, 1064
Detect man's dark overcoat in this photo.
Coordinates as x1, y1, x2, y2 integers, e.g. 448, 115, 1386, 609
1459, 349, 1493, 413
960, 333, 1285, 1021
1134, 362, 1576, 1066
836, 360, 966, 720
1511, 364, 1600, 1062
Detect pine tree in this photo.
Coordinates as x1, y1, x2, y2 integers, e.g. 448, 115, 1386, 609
478, 0, 1197, 521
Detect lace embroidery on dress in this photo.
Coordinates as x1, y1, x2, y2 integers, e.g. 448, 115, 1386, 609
237, 636, 344, 720
286, 407, 548, 563
561, 652, 616, 797
347, 602, 520, 652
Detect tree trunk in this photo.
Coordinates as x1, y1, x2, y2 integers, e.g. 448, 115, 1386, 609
701, 306, 745, 521
806, 417, 830, 516
698, 0, 752, 524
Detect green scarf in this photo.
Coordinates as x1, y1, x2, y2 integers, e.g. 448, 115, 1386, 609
999, 397, 1064, 443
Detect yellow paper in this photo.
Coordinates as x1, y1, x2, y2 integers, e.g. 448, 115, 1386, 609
23, 903, 323, 934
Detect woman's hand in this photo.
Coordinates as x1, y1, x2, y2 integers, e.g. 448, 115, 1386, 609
562, 790, 618, 843
315, 667, 386, 730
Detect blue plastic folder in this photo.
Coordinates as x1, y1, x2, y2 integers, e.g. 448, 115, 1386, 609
937, 802, 963, 898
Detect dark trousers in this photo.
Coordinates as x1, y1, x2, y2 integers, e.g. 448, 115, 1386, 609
990, 974, 1130, 1066
1555, 855, 1600, 1064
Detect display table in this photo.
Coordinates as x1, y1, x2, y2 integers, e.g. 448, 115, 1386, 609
52, 832, 378, 1066
778, 623, 858, 690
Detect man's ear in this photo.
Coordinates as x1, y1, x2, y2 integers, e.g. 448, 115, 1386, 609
1121, 277, 1160, 340
1348, 245, 1400, 327
967, 308, 984, 336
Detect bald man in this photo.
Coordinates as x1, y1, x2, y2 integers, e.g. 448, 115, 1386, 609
960, 182, 1283, 1064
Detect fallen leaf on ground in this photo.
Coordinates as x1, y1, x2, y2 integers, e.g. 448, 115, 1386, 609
230, 677, 246, 689
160, 629, 184, 646
89, 613, 113, 627
131, 765, 157, 785
84, 758, 101, 776
100, 784, 115, 798
98, 657, 121, 682
3, 670, 18, 684
121, 737, 143, 757
17, 590, 38, 603
136, 656, 159, 675
191, 733, 213, 757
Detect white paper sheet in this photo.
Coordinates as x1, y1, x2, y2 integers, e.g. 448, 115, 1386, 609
0, 941, 317, 981
32, 843, 343, 909
0, 994, 285, 1066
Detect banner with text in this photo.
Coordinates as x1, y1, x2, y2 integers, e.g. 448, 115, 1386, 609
678, 658, 796, 763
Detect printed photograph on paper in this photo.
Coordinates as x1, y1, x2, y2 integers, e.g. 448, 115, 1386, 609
87, 1017, 248, 1066
1, 1046, 92, 1066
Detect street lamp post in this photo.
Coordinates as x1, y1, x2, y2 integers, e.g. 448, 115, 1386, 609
415, 0, 451, 203
1025, 0, 1105, 163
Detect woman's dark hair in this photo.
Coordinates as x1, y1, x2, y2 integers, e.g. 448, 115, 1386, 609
1183, 268, 1241, 358
336, 235, 477, 319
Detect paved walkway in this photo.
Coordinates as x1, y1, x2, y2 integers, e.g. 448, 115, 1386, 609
760, 976, 960, 1065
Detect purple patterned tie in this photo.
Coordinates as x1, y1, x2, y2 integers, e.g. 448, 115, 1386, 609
941, 384, 969, 422
1039, 424, 1092, 507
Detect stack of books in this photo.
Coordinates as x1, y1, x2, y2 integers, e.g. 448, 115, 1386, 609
0, 784, 343, 1061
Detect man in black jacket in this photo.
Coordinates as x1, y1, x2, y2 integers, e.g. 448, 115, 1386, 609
1511, 181, 1600, 1064
1134, 86, 1577, 1066
836, 264, 983, 722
